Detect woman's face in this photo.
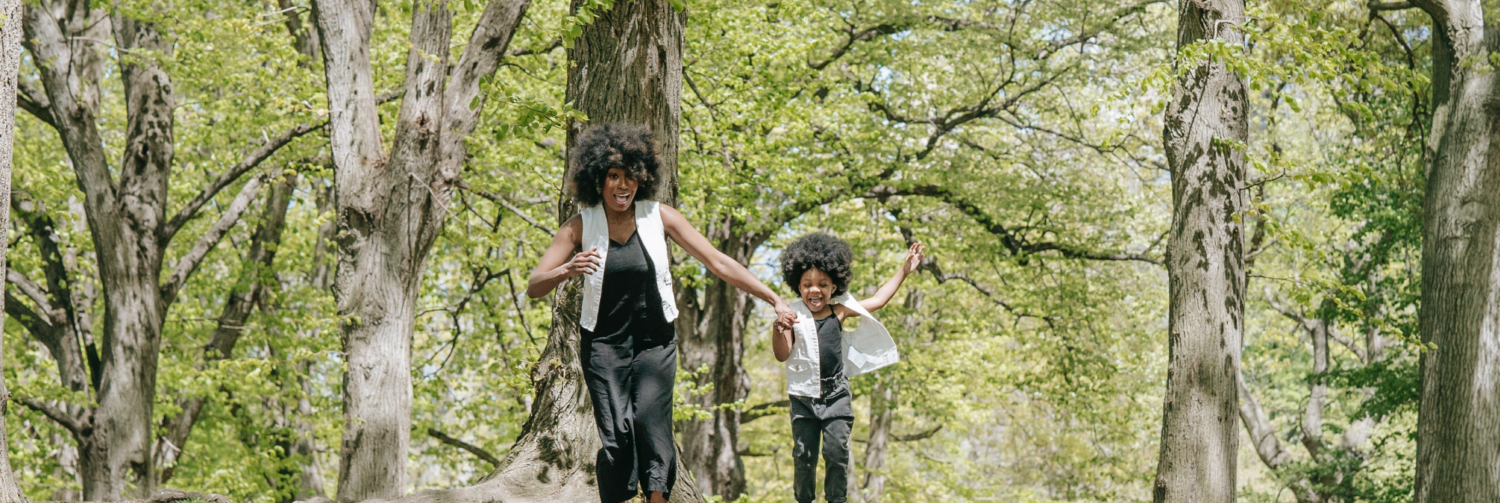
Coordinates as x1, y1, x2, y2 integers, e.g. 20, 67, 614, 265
603, 167, 638, 213
798, 268, 836, 314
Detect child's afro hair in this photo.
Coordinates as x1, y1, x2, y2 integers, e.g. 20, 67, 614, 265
780, 233, 854, 297
569, 123, 663, 207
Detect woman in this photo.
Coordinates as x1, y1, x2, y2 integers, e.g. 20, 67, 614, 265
527, 124, 796, 503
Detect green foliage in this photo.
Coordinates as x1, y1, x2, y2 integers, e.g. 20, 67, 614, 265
3, 0, 1440, 502
1234, 2, 1427, 501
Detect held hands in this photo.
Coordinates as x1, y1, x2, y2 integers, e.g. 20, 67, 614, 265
773, 300, 797, 331
900, 241, 926, 275
563, 248, 602, 277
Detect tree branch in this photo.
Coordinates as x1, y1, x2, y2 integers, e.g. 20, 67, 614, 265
1239, 371, 1324, 503
162, 122, 323, 242
806, 8, 1055, 71
913, 186, 1162, 265
435, 0, 532, 183
7, 267, 53, 316
1368, 1, 1415, 11
5, 290, 58, 347
854, 425, 943, 443
17, 396, 85, 437
157, 174, 297, 478
466, 185, 555, 234
428, 428, 500, 467
1238, 371, 1295, 470
277, 0, 320, 61
1301, 320, 1330, 459
22, 4, 120, 206
1326, 323, 1367, 365
739, 399, 791, 424
809, 22, 912, 70
507, 36, 561, 57
892, 425, 942, 442
16, 81, 54, 127
10, 191, 87, 363
161, 174, 269, 305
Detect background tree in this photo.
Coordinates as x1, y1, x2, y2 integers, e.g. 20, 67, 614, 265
1408, 0, 1500, 501
306, 0, 531, 499
11, 0, 326, 497
1229, 2, 1430, 502
1, 0, 29, 499
1152, 0, 1248, 501
672, 0, 1168, 497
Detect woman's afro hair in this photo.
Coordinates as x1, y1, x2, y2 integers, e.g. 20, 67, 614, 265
569, 123, 663, 207
780, 233, 854, 297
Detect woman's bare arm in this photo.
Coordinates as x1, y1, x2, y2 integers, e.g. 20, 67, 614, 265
526, 216, 599, 298
660, 204, 796, 329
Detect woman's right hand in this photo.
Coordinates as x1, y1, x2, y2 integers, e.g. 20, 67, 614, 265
562, 248, 602, 277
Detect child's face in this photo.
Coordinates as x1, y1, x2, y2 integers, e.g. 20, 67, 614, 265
797, 268, 836, 313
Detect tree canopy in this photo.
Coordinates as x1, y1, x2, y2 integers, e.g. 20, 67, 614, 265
0, 0, 1471, 502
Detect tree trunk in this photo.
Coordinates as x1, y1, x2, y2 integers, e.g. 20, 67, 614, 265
1152, 0, 1248, 502
1413, 1, 1500, 501
0, 0, 30, 499
308, 0, 531, 499
860, 379, 897, 503
677, 228, 755, 499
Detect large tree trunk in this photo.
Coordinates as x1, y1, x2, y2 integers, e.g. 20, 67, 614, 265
308, 0, 530, 499
1413, 1, 1500, 501
1152, 0, 1248, 502
0, 0, 30, 499
677, 229, 755, 499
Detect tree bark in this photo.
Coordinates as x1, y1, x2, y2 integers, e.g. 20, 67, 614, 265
0, 0, 31, 499
1152, 0, 1248, 502
1412, 1, 1500, 501
308, 0, 531, 499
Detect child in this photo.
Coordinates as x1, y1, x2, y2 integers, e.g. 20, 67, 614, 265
773, 233, 924, 503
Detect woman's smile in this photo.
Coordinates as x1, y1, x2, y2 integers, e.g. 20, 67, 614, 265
604, 167, 639, 211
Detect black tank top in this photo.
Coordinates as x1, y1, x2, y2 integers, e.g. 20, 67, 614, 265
815, 314, 844, 382
586, 230, 670, 344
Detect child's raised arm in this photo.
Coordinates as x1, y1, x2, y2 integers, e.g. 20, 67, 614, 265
858, 241, 925, 313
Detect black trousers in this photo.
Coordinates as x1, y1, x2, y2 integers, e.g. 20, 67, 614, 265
791, 377, 854, 503
580, 329, 677, 503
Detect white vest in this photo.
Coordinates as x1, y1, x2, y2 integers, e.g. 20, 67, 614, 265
579, 201, 678, 331
784, 294, 900, 397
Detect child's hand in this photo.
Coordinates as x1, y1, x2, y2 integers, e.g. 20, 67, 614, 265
901, 241, 926, 275
773, 301, 797, 330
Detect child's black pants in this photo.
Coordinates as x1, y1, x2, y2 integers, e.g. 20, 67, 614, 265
790, 377, 853, 503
